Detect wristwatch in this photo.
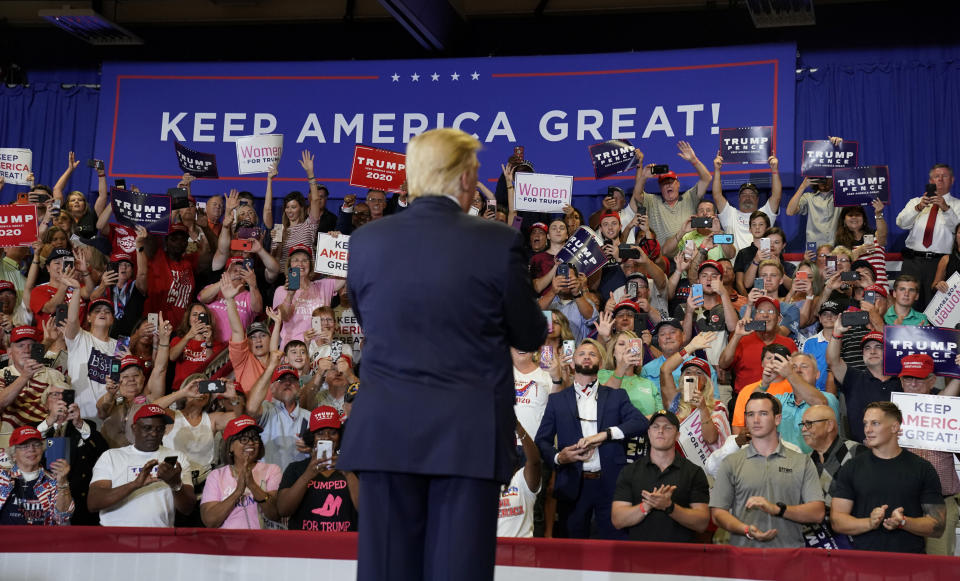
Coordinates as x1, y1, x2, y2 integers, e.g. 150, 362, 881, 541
664, 502, 675, 515
775, 502, 787, 517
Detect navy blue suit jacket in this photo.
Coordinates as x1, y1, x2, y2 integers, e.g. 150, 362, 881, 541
535, 385, 648, 503
338, 196, 548, 483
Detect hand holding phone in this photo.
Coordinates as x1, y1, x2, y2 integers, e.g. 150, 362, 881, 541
316, 439, 334, 462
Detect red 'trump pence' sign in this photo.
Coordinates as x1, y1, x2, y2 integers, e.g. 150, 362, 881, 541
349, 145, 406, 193
0, 204, 38, 247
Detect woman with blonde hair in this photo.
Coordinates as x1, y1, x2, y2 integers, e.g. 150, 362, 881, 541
598, 330, 661, 417
658, 331, 731, 452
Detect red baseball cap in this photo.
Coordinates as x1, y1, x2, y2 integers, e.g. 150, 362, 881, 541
309, 405, 342, 431
529, 222, 548, 234
87, 297, 114, 314
226, 256, 246, 269
612, 299, 640, 315
682, 356, 712, 377
120, 355, 145, 372
132, 404, 174, 425
271, 364, 299, 383
658, 171, 678, 183
865, 284, 889, 298
598, 211, 621, 225
9, 426, 43, 446
11, 326, 41, 343
861, 331, 884, 346
169, 223, 189, 234
222, 415, 262, 441
109, 251, 135, 266
899, 354, 934, 379
698, 260, 724, 275
288, 244, 313, 259
0, 280, 15, 294
755, 296, 780, 312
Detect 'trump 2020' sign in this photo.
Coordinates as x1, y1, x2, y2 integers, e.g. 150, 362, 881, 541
93, 44, 795, 196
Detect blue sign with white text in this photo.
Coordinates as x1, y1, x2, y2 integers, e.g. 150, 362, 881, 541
93, 44, 796, 199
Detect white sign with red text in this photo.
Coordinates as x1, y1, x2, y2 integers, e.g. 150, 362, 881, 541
235, 134, 283, 175
0, 148, 32, 186
314, 233, 349, 278
513, 172, 573, 213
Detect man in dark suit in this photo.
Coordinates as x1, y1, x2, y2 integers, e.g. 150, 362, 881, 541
535, 339, 649, 539
338, 128, 548, 581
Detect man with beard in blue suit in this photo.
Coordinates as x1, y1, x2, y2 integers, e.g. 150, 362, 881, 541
535, 339, 649, 539
337, 128, 548, 581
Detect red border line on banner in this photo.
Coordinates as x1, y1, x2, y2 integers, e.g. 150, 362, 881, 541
3, 526, 958, 580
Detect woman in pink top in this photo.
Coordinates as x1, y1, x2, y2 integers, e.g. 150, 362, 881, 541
272, 244, 345, 348
199, 256, 263, 344
200, 415, 281, 529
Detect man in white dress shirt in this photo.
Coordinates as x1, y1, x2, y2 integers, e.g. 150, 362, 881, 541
534, 339, 648, 539
896, 164, 960, 308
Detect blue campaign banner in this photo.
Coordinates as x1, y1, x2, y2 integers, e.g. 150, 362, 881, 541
800, 140, 858, 177
93, 44, 796, 199
833, 166, 890, 207
111, 189, 172, 234
719, 126, 773, 164
883, 325, 960, 378
589, 140, 638, 178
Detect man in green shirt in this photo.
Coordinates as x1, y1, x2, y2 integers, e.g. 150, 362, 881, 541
883, 275, 929, 326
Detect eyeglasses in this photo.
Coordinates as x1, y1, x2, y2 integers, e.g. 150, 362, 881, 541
237, 434, 261, 444
15, 441, 44, 450
798, 419, 830, 430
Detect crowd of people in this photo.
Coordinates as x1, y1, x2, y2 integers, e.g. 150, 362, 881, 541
0, 136, 958, 556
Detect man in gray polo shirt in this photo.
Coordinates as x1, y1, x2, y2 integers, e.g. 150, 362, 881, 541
628, 142, 712, 245
710, 392, 825, 548
785, 137, 845, 249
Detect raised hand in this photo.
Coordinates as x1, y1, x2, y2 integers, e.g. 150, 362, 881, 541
676, 141, 697, 162
714, 149, 723, 170
593, 310, 614, 338
66, 151, 80, 173
298, 150, 315, 176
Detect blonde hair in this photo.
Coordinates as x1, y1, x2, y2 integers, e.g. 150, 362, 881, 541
676, 372, 716, 421
405, 128, 480, 200
602, 330, 638, 370
580, 338, 607, 364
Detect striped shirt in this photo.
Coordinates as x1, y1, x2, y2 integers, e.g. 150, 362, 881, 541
0, 365, 70, 427
272, 216, 319, 269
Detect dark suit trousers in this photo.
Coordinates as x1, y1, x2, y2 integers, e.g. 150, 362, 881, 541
357, 471, 501, 581
557, 477, 626, 540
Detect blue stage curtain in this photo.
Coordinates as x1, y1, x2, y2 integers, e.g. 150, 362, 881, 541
0, 80, 100, 202
795, 46, 960, 249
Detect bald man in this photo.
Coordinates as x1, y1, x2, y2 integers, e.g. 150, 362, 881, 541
799, 404, 865, 548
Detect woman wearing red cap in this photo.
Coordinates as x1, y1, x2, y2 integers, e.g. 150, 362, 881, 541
200, 415, 281, 529
659, 331, 731, 453
273, 244, 345, 348
0, 426, 73, 525
277, 405, 358, 532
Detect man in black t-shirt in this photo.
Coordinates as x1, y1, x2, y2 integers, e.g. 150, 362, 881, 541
276, 405, 358, 532
830, 400, 945, 553
611, 410, 710, 542
826, 328, 900, 443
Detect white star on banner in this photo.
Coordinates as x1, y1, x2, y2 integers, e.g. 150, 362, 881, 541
431, 72, 439, 81
471, 71, 480, 80
411, 73, 420, 82
451, 72, 460, 81
391, 73, 400, 82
